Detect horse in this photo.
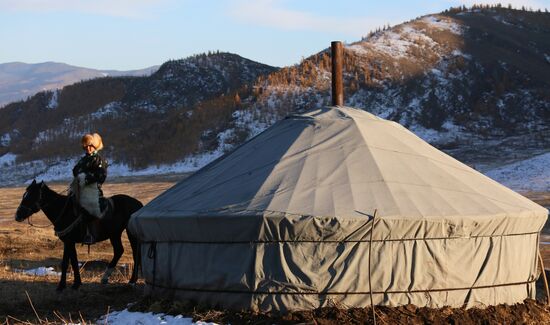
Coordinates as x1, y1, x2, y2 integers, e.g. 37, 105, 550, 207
15, 179, 143, 292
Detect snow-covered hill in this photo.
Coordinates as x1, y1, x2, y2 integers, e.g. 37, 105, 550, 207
0, 7, 548, 190
242, 8, 549, 168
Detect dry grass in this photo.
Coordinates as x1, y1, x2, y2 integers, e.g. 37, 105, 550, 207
0, 180, 548, 323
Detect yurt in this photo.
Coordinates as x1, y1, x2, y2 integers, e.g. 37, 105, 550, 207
129, 105, 548, 311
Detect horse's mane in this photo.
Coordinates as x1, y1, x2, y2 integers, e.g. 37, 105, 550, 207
40, 181, 69, 199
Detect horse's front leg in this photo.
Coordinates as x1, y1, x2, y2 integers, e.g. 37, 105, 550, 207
67, 244, 82, 290
56, 242, 70, 292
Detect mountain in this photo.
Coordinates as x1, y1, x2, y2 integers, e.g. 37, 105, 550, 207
246, 6, 550, 168
0, 6, 548, 190
0, 62, 160, 107
0, 52, 278, 182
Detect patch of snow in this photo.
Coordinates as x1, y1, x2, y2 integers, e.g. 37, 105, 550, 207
349, 21, 445, 60
32, 158, 79, 183
422, 16, 463, 35
0, 153, 16, 166
33, 130, 50, 145
368, 31, 418, 58
441, 120, 463, 133
1, 132, 11, 146
15, 267, 61, 276
492, 15, 513, 26
451, 49, 472, 60
97, 309, 217, 325
408, 119, 466, 145
216, 128, 237, 153
233, 109, 273, 138
347, 44, 369, 55
431, 68, 442, 76
91, 102, 122, 119
108, 152, 223, 177
485, 152, 550, 192
135, 101, 158, 113
408, 124, 443, 143
46, 90, 59, 110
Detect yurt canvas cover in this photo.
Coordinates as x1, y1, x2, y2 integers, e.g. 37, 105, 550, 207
129, 106, 548, 311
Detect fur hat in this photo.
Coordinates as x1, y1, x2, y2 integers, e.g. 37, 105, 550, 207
81, 133, 104, 151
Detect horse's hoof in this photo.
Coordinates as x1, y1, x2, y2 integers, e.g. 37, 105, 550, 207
101, 267, 114, 284
71, 284, 81, 290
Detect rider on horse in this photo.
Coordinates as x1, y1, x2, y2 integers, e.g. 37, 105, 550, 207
72, 133, 109, 244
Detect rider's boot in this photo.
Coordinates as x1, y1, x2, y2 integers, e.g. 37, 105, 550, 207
81, 209, 96, 245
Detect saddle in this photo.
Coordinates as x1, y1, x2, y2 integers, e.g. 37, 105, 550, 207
84, 198, 113, 243
70, 176, 114, 220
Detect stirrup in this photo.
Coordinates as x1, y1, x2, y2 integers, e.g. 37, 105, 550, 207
83, 229, 95, 245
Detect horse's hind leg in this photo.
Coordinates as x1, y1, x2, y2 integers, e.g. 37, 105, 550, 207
127, 230, 140, 284
102, 236, 124, 284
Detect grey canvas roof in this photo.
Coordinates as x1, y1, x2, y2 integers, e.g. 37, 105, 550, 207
133, 106, 545, 221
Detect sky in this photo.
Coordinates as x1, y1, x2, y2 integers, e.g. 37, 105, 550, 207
0, 0, 549, 70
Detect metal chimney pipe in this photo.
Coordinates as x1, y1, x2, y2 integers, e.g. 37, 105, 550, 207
331, 41, 344, 106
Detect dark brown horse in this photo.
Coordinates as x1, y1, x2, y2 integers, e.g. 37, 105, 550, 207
15, 180, 143, 291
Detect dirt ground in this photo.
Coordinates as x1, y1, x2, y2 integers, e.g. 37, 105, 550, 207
0, 179, 549, 324
129, 297, 550, 325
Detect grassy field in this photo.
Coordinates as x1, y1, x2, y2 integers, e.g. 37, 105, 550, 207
0, 180, 549, 324
0, 180, 175, 323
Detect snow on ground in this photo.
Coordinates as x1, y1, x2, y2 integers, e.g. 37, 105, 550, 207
350, 25, 437, 59
91, 102, 122, 119
14, 267, 61, 276
46, 90, 59, 110
485, 152, 550, 192
348, 15, 464, 61
108, 151, 222, 177
33, 157, 79, 182
422, 15, 463, 34
408, 120, 466, 145
1, 132, 11, 146
451, 49, 472, 60
0, 153, 16, 166
97, 309, 216, 325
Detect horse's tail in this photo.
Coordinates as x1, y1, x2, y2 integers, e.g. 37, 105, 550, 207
127, 227, 141, 283
126, 196, 143, 283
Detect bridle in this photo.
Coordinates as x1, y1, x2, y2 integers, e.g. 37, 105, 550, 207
18, 184, 66, 228
18, 186, 44, 218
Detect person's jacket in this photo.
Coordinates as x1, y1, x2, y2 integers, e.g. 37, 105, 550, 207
72, 151, 108, 188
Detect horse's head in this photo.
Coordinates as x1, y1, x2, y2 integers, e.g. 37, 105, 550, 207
15, 179, 44, 222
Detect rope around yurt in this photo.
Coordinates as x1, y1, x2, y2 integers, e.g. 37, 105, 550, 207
369, 209, 377, 325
